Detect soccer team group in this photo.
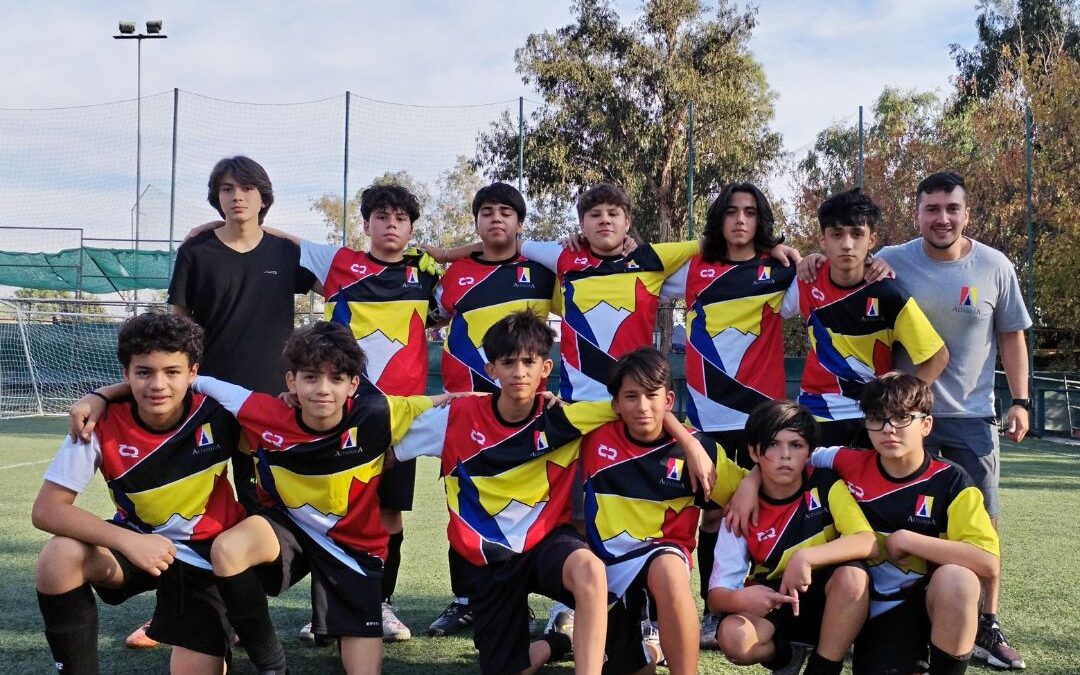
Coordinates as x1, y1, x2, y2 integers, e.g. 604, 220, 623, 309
31, 155, 1033, 675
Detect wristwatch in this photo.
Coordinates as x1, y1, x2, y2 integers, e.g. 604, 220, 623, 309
1011, 398, 1032, 410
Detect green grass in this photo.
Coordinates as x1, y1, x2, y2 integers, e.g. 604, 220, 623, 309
1, 416, 1077, 673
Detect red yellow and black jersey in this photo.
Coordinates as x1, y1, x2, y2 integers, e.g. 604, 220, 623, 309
395, 396, 615, 566
811, 446, 999, 616
708, 466, 872, 592
301, 241, 438, 396
663, 254, 798, 432
43, 392, 244, 570
436, 253, 557, 393
193, 375, 431, 574
523, 240, 699, 402
796, 262, 944, 421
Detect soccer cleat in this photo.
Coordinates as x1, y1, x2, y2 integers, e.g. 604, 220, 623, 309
772, 643, 810, 675
298, 621, 334, 646
974, 617, 1026, 669
124, 620, 159, 649
545, 602, 574, 636
428, 600, 474, 637
699, 612, 721, 649
381, 602, 412, 641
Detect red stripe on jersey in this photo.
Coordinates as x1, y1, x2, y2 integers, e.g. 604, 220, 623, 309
607, 278, 660, 357
832, 448, 952, 503
376, 310, 428, 396
191, 472, 246, 541
330, 474, 388, 560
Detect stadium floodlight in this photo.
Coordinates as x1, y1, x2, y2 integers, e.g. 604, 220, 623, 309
113, 20, 167, 309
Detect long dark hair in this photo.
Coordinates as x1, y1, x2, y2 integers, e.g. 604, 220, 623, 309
701, 182, 782, 263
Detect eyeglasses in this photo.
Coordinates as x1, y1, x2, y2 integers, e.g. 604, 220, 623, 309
864, 413, 928, 431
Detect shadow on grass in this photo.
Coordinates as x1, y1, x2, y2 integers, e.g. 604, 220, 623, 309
0, 416, 68, 437
1000, 447, 1080, 491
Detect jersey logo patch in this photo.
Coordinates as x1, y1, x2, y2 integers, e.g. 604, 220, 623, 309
341, 427, 358, 449
261, 431, 284, 448
811, 287, 826, 302
665, 457, 684, 481
517, 267, 531, 284
699, 268, 716, 278
960, 286, 977, 306
533, 431, 549, 455
405, 267, 419, 285
625, 260, 640, 270
914, 494, 934, 518
196, 423, 214, 447
805, 487, 822, 511
865, 297, 879, 317
470, 429, 487, 445
757, 265, 771, 282
756, 527, 777, 542
117, 443, 140, 458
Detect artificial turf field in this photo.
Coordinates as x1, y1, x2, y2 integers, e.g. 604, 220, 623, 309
1, 416, 1077, 674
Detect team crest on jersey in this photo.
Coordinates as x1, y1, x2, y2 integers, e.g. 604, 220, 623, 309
662, 457, 685, 485
625, 260, 640, 270
756, 265, 771, 282
865, 297, 880, 317
913, 494, 934, 518
404, 267, 420, 285
117, 443, 140, 458
517, 267, 531, 284
196, 423, 215, 447
960, 286, 977, 306
805, 487, 822, 511
811, 286, 826, 302
341, 427, 358, 449
532, 430, 549, 456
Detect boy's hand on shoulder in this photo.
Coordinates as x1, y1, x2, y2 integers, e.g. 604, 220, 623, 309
770, 243, 802, 267
119, 531, 177, 577
559, 233, 589, 251
796, 253, 826, 282
68, 393, 107, 442
540, 391, 566, 409
724, 468, 761, 536
277, 391, 300, 408
738, 584, 797, 617
864, 255, 895, 282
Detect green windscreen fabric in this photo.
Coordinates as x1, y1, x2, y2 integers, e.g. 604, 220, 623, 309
0, 247, 172, 293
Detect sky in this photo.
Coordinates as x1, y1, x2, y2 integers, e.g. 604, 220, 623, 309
0, 0, 980, 250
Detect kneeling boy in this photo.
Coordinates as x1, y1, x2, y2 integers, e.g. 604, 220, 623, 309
708, 401, 877, 675
810, 372, 999, 675
581, 348, 746, 675
33, 313, 245, 675
197, 322, 442, 674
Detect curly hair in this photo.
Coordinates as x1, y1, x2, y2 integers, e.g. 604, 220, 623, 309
282, 321, 367, 377
116, 312, 203, 368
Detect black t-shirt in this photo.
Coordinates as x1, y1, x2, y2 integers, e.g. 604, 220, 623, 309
168, 230, 316, 394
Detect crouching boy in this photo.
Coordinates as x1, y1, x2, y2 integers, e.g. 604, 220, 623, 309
196, 321, 443, 674
708, 401, 877, 675
810, 372, 1000, 675
581, 348, 746, 675
33, 313, 245, 674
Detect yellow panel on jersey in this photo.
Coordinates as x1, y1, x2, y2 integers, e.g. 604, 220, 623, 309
125, 460, 231, 526
653, 241, 702, 275
894, 299, 948, 366
753, 528, 839, 581
702, 292, 785, 336
334, 300, 428, 346
828, 478, 874, 537
592, 493, 697, 542
946, 485, 1000, 556
388, 395, 435, 445
269, 453, 384, 516
708, 457, 748, 506
471, 442, 579, 518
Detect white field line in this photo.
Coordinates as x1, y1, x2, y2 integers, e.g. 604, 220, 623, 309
0, 458, 50, 470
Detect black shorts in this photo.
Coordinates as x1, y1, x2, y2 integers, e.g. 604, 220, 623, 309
853, 586, 931, 675
378, 456, 416, 512
462, 525, 586, 675
762, 564, 859, 648
258, 508, 385, 638
603, 549, 684, 675
93, 548, 231, 658
704, 429, 753, 470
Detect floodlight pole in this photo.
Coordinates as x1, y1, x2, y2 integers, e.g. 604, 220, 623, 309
115, 23, 166, 307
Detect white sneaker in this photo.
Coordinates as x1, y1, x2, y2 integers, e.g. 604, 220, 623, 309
299, 622, 315, 642
382, 602, 412, 641
700, 612, 721, 649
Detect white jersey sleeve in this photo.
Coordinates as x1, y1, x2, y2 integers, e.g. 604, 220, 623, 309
520, 240, 563, 272
708, 525, 751, 591
394, 405, 450, 461
809, 446, 842, 469
780, 276, 800, 319
299, 239, 341, 285
660, 261, 689, 300
42, 434, 102, 494
192, 376, 254, 417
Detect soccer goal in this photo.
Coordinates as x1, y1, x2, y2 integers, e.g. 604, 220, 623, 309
0, 298, 153, 419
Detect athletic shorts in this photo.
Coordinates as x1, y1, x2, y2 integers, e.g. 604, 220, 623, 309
93, 547, 231, 658
704, 429, 753, 470
258, 508, 384, 638
378, 456, 416, 512
818, 418, 871, 450
462, 525, 586, 675
762, 563, 865, 649
603, 548, 687, 675
853, 582, 931, 675
925, 417, 1000, 518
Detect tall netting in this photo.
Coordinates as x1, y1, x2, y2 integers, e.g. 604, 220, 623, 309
0, 91, 531, 417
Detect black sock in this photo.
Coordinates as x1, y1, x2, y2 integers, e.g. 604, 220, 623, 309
697, 528, 719, 603
382, 531, 404, 603
216, 570, 286, 672
929, 643, 971, 675
803, 650, 844, 675
38, 584, 99, 675
761, 634, 793, 671
981, 612, 998, 625
541, 630, 573, 662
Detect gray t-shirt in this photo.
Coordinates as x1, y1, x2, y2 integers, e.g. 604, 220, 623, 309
876, 237, 1031, 418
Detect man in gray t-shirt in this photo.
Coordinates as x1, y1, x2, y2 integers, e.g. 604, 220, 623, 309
876, 172, 1030, 671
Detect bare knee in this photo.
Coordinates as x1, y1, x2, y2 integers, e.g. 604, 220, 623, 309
565, 550, 606, 597
36, 536, 93, 593
718, 614, 758, 664
928, 564, 980, 614
210, 530, 250, 576
647, 553, 689, 589
825, 565, 869, 603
